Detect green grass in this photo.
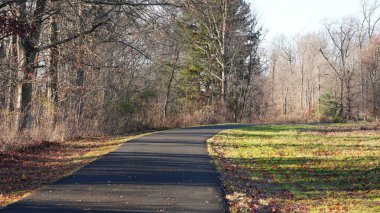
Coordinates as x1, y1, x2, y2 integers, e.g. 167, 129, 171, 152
209, 123, 380, 213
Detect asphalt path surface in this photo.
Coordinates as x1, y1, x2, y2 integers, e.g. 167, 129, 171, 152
1, 124, 249, 213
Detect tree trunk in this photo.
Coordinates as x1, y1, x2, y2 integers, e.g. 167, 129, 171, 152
345, 70, 352, 119
14, 36, 25, 131
221, 69, 227, 103
76, 4, 85, 122
317, 67, 321, 114
47, 13, 59, 126
372, 81, 377, 116
6, 36, 16, 113
300, 62, 304, 111
163, 49, 179, 119
14, 0, 47, 131
20, 46, 38, 131
220, 0, 227, 104
283, 88, 288, 115
239, 45, 254, 122
339, 74, 344, 117
48, 14, 59, 105
15, 40, 37, 131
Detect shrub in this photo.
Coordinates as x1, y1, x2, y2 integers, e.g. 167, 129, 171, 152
318, 93, 343, 123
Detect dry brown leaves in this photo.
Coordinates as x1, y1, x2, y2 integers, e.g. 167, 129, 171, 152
213, 147, 308, 213
0, 137, 123, 207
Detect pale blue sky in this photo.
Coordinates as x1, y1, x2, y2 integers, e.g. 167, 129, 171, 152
249, 0, 361, 42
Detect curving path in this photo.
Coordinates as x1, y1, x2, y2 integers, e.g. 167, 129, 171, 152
1, 124, 249, 213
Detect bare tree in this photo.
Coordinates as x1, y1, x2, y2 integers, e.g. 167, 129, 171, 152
320, 18, 356, 119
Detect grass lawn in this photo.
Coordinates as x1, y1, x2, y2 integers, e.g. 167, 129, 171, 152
208, 123, 380, 213
0, 133, 149, 207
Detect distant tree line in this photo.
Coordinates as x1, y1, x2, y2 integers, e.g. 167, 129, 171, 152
263, 0, 380, 122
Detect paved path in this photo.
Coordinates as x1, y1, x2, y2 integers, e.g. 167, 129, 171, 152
1, 124, 248, 213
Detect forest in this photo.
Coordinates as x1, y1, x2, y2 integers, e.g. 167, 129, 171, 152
0, 0, 380, 147
0, 0, 262, 150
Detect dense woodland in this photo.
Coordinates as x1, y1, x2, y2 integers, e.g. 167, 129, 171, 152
1, 0, 380, 149
0, 0, 262, 149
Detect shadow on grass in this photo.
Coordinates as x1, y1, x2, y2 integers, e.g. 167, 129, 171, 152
222, 155, 380, 199
213, 140, 380, 150
240, 125, 306, 133
233, 124, 380, 136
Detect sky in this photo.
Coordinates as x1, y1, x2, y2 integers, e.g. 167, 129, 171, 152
249, 0, 362, 43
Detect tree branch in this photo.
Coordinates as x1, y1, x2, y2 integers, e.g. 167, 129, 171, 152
37, 22, 104, 51
0, 0, 26, 9
82, 0, 177, 7
102, 40, 152, 60
319, 48, 342, 79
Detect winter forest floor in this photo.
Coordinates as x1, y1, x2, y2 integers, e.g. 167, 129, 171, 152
0, 133, 149, 207
208, 123, 380, 212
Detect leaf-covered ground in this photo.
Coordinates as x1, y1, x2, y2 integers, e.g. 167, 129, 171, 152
0, 134, 147, 207
208, 123, 380, 213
